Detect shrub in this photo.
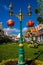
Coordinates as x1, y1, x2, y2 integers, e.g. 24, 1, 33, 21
0, 59, 43, 65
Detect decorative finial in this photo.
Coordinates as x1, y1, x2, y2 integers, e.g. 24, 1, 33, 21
28, 4, 32, 10
19, 8, 22, 13
9, 3, 13, 9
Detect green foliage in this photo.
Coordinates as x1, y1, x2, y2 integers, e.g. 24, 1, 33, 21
35, 60, 43, 65
37, 16, 43, 24
35, 9, 43, 24
0, 59, 43, 65
0, 43, 19, 61
35, 9, 39, 14
0, 43, 43, 62
0, 58, 18, 65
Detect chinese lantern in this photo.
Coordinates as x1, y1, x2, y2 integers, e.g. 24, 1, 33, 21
27, 20, 34, 27
6, 19, 14, 27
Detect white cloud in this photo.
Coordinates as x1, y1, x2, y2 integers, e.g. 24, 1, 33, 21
22, 27, 28, 32
3, 28, 20, 34
3, 27, 28, 35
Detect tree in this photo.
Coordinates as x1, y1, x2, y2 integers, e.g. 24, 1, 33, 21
35, 0, 43, 24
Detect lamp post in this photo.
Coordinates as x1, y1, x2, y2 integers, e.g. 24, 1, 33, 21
9, 3, 32, 65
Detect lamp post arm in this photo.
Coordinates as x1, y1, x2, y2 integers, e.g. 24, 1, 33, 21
13, 14, 28, 21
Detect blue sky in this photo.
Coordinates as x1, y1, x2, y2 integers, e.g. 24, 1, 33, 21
0, 0, 39, 35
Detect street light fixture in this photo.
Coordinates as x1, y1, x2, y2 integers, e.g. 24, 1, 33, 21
9, 3, 32, 65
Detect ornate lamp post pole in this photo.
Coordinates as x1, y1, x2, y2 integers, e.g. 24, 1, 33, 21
9, 3, 32, 65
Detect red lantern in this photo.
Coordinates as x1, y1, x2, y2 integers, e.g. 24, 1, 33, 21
27, 20, 34, 27
7, 19, 14, 27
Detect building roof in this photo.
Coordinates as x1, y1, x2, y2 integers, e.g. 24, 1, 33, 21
32, 29, 43, 36
31, 28, 37, 32
17, 33, 20, 38
24, 27, 43, 37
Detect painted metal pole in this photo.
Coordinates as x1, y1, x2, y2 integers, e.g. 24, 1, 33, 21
18, 9, 25, 65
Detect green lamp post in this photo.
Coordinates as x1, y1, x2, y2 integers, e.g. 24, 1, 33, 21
9, 3, 32, 65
